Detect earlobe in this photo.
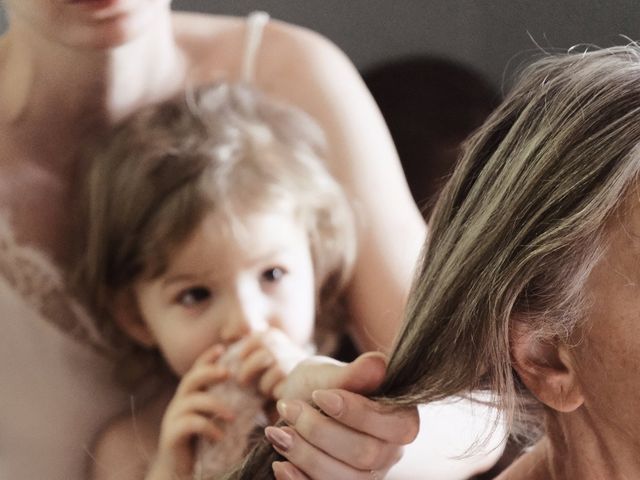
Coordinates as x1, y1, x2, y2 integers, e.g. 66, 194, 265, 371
511, 323, 584, 412
112, 290, 156, 348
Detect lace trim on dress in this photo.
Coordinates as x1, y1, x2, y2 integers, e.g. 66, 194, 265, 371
0, 212, 110, 354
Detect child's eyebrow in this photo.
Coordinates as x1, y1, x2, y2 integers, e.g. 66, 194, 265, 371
161, 271, 214, 288
247, 248, 291, 265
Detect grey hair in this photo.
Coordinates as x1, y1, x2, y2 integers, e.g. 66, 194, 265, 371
382, 45, 640, 438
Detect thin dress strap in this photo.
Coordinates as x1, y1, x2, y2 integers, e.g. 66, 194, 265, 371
240, 11, 270, 84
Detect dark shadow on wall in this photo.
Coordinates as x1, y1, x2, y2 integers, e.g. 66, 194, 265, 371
361, 58, 520, 479
335, 57, 501, 365
363, 56, 501, 219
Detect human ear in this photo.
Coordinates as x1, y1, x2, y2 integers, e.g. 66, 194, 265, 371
510, 321, 584, 412
112, 289, 156, 348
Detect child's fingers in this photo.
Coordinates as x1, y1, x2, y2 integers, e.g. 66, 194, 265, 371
166, 413, 227, 447
237, 329, 290, 359
193, 343, 226, 366
176, 364, 229, 396
236, 348, 274, 384
170, 392, 236, 422
237, 334, 265, 359
259, 366, 286, 398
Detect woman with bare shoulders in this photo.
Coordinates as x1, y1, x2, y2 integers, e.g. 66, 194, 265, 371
0, 1, 506, 479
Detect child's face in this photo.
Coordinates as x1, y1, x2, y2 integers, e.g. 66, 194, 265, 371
130, 209, 316, 376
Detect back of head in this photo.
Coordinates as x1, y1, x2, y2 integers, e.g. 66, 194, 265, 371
73, 82, 356, 379
382, 45, 640, 438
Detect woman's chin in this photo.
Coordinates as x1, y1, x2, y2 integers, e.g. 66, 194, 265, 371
67, 21, 147, 50
67, 0, 122, 9
59, 0, 168, 50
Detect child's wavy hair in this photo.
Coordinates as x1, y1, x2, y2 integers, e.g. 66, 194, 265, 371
72, 83, 357, 386
226, 45, 640, 478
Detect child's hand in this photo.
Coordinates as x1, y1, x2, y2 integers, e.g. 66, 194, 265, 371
151, 345, 236, 478
275, 351, 388, 402
235, 329, 310, 399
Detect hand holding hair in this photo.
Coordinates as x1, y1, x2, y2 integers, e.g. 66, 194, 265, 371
224, 352, 418, 479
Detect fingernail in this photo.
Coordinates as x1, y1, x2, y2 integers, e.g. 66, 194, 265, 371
277, 400, 302, 424
312, 390, 343, 417
272, 461, 293, 480
265, 426, 293, 452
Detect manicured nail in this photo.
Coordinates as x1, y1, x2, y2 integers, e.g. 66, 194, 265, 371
265, 426, 293, 452
277, 400, 302, 424
312, 390, 343, 417
272, 461, 294, 480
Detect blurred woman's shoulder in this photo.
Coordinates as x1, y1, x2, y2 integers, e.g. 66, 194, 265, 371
171, 11, 349, 88
172, 10, 337, 53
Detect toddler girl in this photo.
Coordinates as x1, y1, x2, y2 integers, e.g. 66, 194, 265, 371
73, 83, 357, 480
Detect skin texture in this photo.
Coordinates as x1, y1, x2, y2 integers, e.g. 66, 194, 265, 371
501, 192, 640, 479
0, 1, 425, 478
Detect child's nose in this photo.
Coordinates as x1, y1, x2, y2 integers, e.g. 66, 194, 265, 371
219, 296, 269, 343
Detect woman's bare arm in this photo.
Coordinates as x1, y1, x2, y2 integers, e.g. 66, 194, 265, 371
256, 21, 427, 353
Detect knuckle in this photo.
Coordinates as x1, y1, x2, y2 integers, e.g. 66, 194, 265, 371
390, 445, 404, 466
402, 426, 419, 444
258, 381, 270, 397
294, 450, 320, 477
399, 408, 420, 444
296, 411, 318, 439
186, 416, 206, 433
353, 440, 382, 470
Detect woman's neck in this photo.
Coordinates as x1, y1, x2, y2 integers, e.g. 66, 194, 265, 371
0, 9, 186, 170
499, 408, 640, 480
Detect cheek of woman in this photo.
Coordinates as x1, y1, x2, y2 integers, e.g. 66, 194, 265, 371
568, 217, 640, 436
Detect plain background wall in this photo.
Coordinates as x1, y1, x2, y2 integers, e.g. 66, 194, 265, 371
1, 1, 639, 89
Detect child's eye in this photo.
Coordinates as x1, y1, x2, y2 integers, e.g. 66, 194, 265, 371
261, 267, 286, 283
177, 287, 211, 307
